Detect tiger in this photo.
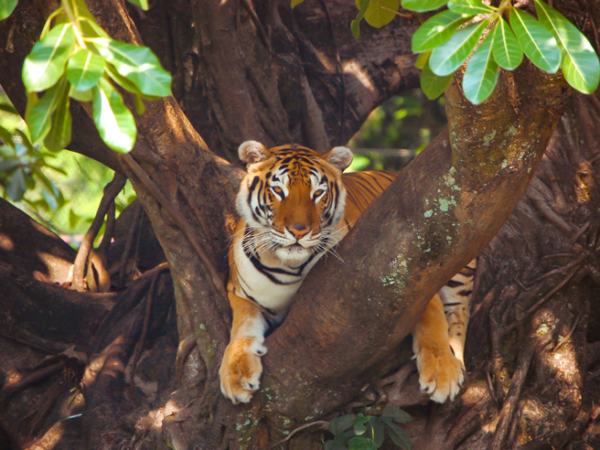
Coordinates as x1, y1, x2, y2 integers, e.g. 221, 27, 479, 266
219, 141, 476, 405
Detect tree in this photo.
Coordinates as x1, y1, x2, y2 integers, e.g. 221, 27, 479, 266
0, 0, 599, 449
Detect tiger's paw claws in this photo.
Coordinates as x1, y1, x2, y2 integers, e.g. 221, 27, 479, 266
219, 337, 264, 404
415, 346, 465, 403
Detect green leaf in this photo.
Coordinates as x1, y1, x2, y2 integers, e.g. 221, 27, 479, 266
0, 158, 19, 173
348, 437, 375, 450
381, 406, 413, 424
354, 421, 367, 436
90, 38, 172, 97
352, 0, 370, 39
463, 32, 499, 104
430, 20, 488, 76
0, 125, 15, 149
401, 0, 447, 13
448, 0, 493, 15
0, 103, 18, 115
370, 418, 385, 447
492, 17, 524, 70
415, 51, 431, 69
510, 8, 560, 73
325, 441, 347, 450
69, 208, 81, 229
69, 86, 93, 102
535, 0, 600, 93
412, 10, 470, 53
134, 94, 145, 115
23, 24, 75, 92
421, 55, 453, 99
26, 77, 70, 143
329, 415, 356, 435
92, 78, 137, 153
15, 129, 34, 153
67, 49, 105, 92
0, 0, 18, 21
6, 167, 27, 201
382, 419, 412, 449
364, 0, 399, 29
44, 83, 72, 151
127, 0, 149, 9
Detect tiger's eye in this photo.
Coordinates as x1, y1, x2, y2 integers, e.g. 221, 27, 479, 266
271, 186, 283, 195
314, 190, 325, 198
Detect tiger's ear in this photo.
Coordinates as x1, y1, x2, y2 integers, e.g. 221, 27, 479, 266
324, 146, 353, 171
239, 141, 269, 165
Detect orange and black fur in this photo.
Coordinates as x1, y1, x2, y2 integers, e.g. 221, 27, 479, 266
219, 141, 475, 404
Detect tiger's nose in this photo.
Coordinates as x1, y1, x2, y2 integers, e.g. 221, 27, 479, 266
288, 223, 310, 239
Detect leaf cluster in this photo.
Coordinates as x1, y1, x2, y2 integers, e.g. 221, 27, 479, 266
339, 0, 600, 104
414, 0, 599, 103
325, 406, 413, 450
1, 0, 172, 154
0, 111, 67, 216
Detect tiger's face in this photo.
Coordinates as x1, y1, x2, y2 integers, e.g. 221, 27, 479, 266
237, 141, 353, 267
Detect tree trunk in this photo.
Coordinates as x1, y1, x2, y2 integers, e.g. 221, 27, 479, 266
0, 1, 599, 449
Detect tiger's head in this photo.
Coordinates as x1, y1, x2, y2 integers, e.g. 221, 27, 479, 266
237, 141, 353, 267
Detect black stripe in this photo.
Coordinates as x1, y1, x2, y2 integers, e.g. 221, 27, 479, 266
446, 280, 464, 287
443, 302, 462, 307
458, 290, 473, 296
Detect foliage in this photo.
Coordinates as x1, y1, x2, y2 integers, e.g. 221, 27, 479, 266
344, 0, 600, 104
324, 406, 413, 450
0, 92, 135, 238
0, 0, 171, 153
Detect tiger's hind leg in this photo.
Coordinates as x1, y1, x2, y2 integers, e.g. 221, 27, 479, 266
438, 260, 476, 365
412, 294, 464, 403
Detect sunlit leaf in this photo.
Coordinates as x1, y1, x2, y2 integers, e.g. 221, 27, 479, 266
92, 78, 137, 153
430, 20, 487, 76
535, 0, 600, 93
23, 24, 75, 92
67, 49, 105, 92
510, 8, 560, 73
402, 0, 447, 12
26, 77, 70, 143
364, 0, 399, 29
352, 0, 370, 38
90, 38, 172, 97
448, 0, 493, 15
492, 17, 523, 70
412, 9, 470, 53
463, 32, 499, 104
0, 0, 18, 21
127, 0, 149, 9
44, 84, 72, 151
6, 167, 26, 201
291, 0, 305, 7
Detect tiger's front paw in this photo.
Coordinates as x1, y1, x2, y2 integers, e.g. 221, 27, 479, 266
219, 337, 267, 404
414, 343, 465, 403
